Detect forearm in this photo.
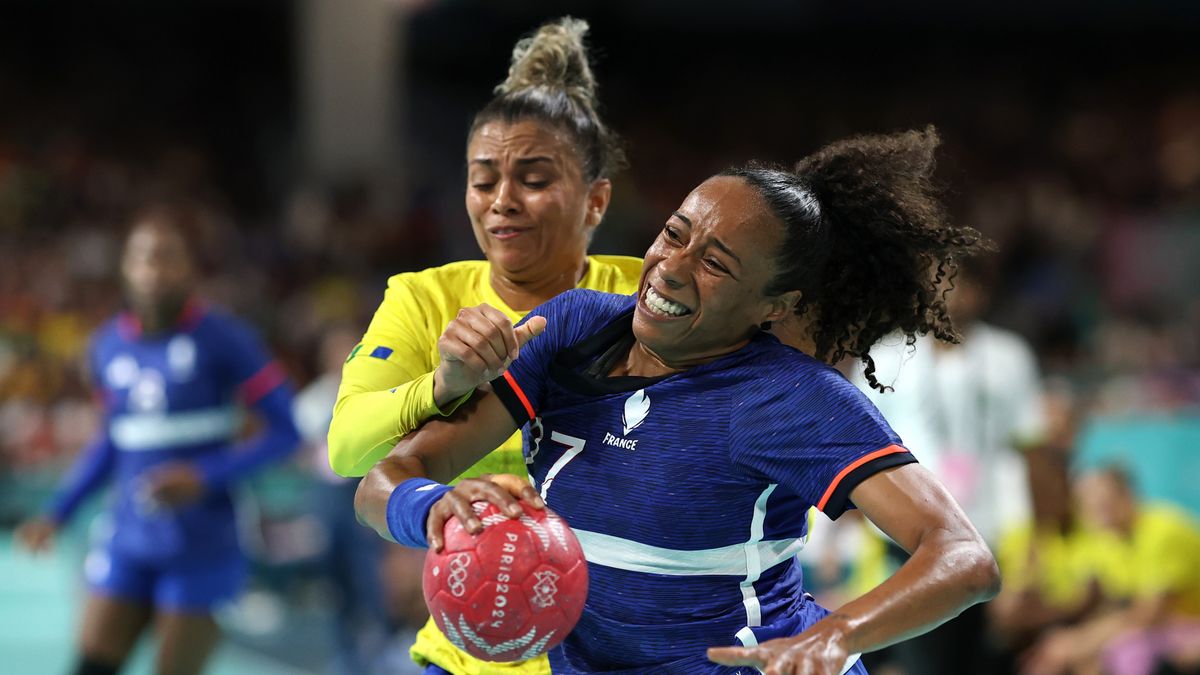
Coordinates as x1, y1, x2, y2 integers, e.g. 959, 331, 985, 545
330, 371, 467, 477
829, 464, 1002, 655
354, 387, 519, 540
355, 454, 429, 541
820, 528, 1000, 654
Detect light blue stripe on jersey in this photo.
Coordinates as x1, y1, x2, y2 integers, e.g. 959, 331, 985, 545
740, 484, 777, 631
109, 406, 240, 451
574, 528, 805, 577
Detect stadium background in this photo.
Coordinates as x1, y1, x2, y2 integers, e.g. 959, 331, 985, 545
2, 1, 1198, 673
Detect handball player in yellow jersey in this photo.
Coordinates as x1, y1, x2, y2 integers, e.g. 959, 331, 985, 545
326, 18, 640, 674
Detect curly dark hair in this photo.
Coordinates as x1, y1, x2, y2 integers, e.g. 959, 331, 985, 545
723, 127, 993, 391
470, 17, 625, 182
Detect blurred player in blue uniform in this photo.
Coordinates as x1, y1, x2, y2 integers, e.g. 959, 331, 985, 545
356, 129, 1003, 674
17, 209, 301, 675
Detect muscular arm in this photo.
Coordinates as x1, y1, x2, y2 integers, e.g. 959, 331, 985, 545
711, 463, 1000, 673
822, 463, 1001, 651
354, 385, 521, 544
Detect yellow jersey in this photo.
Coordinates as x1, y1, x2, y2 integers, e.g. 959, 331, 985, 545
996, 522, 1091, 611
1076, 504, 1200, 617
328, 256, 642, 674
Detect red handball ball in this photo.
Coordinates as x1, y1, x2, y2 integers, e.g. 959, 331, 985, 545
423, 501, 588, 662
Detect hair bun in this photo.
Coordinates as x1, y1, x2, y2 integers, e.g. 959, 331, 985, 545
495, 17, 598, 107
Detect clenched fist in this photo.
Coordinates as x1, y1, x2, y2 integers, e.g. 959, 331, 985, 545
433, 305, 546, 406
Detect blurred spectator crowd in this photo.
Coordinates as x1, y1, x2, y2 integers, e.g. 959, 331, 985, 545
3, 11, 1200, 674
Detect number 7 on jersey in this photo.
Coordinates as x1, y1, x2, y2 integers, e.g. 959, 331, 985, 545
538, 431, 586, 500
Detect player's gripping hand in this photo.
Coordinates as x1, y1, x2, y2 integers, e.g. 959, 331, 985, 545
15, 517, 58, 554
708, 621, 854, 675
433, 305, 546, 407
426, 473, 544, 552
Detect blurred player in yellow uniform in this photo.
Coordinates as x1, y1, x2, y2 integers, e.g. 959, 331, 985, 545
1023, 466, 1200, 675
327, 18, 640, 675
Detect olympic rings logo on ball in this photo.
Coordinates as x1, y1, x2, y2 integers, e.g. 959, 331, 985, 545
447, 552, 472, 597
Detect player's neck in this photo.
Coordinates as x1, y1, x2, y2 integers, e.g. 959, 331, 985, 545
770, 313, 817, 357
133, 298, 187, 335
489, 258, 589, 312
615, 339, 747, 378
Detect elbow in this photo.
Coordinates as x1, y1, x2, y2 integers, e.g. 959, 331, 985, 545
964, 542, 1002, 603
326, 416, 358, 478
353, 463, 384, 534
328, 447, 355, 479
352, 472, 372, 526
353, 460, 398, 539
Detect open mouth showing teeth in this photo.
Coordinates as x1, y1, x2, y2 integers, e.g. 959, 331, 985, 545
645, 286, 691, 317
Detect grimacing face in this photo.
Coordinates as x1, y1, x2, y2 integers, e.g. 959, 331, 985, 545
122, 221, 193, 316
465, 119, 611, 282
633, 175, 799, 366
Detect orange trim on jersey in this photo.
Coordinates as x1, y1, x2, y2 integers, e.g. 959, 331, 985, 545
816, 444, 907, 512
502, 371, 535, 420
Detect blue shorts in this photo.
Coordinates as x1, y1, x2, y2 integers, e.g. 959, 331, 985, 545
84, 545, 246, 613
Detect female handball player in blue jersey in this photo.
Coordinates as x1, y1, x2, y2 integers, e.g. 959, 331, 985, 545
16, 210, 301, 675
356, 128, 1002, 674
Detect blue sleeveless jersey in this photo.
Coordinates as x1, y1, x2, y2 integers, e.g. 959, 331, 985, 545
491, 290, 913, 674
47, 301, 299, 563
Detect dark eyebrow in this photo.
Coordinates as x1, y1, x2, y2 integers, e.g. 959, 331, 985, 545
710, 237, 742, 266
468, 156, 554, 168
671, 211, 741, 267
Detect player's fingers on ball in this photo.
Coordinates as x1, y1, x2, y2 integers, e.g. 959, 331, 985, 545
520, 484, 545, 509
485, 473, 535, 501
443, 489, 483, 533
470, 478, 524, 518
476, 472, 531, 499
425, 502, 447, 550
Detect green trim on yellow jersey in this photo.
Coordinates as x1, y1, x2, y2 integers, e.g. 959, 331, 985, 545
327, 256, 642, 479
